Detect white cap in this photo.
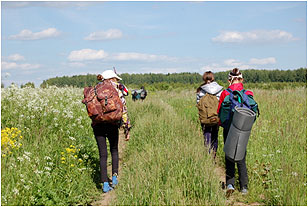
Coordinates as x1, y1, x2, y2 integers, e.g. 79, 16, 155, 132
101, 70, 122, 80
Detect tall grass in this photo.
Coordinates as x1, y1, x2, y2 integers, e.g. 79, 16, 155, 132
1, 86, 101, 205
158, 87, 307, 206
113, 93, 226, 205
1, 85, 306, 206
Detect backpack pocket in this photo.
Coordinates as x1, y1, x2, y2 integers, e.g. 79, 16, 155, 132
82, 87, 101, 117
97, 92, 118, 113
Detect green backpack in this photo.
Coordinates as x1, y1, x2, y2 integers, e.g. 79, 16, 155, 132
197, 93, 220, 126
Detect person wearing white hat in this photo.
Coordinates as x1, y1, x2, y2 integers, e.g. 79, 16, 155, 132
101, 70, 122, 81
92, 69, 131, 193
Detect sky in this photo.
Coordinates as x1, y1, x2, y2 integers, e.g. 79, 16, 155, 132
1, 1, 307, 87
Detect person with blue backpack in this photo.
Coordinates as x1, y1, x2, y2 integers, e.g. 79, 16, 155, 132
217, 68, 259, 196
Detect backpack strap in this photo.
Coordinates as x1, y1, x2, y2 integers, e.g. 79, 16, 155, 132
240, 89, 251, 108
242, 89, 260, 117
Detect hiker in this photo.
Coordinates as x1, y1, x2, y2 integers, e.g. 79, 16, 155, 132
92, 70, 131, 193
217, 68, 256, 196
196, 71, 223, 159
140, 86, 147, 101
132, 86, 147, 101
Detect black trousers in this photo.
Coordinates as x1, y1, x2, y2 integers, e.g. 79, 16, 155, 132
223, 128, 248, 189
92, 123, 119, 183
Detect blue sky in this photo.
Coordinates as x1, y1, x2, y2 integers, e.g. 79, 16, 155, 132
1, 1, 307, 87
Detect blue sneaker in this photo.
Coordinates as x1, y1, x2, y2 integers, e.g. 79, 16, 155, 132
112, 173, 118, 188
226, 184, 235, 197
103, 182, 113, 193
241, 187, 248, 195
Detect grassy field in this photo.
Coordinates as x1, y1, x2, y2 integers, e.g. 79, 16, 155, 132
1, 85, 307, 205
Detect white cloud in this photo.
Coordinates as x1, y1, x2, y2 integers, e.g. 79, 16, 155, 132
85, 29, 123, 41
249, 57, 276, 65
67, 49, 177, 62
6, 54, 26, 61
223, 59, 243, 67
111, 52, 176, 62
68, 49, 108, 61
201, 56, 277, 73
9, 28, 61, 40
212, 30, 298, 43
2, 61, 40, 70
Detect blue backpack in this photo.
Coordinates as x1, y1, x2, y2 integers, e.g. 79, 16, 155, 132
220, 88, 259, 129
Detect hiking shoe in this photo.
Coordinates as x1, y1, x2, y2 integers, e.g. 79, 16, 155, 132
112, 173, 118, 188
241, 187, 248, 195
226, 184, 235, 197
103, 182, 113, 193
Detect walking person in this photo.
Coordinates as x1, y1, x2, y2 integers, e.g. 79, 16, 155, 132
217, 68, 257, 196
196, 71, 223, 159
92, 70, 131, 193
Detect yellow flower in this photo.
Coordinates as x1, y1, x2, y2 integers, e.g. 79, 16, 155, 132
61, 161, 65, 164
78, 159, 83, 163
74, 155, 77, 158
61, 157, 65, 160
70, 164, 75, 167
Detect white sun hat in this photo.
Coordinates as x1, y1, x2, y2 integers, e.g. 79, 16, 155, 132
101, 70, 122, 80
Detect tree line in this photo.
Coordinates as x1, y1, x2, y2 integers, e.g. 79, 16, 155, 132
39, 68, 306, 89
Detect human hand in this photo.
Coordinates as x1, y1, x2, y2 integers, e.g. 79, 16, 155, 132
125, 131, 130, 141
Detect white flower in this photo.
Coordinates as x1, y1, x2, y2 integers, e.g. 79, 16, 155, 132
44, 167, 51, 171
23, 154, 31, 161
47, 162, 54, 166
20, 179, 25, 183
17, 157, 24, 162
44, 156, 52, 160
276, 149, 281, 153
24, 185, 30, 190
24, 151, 32, 156
291, 172, 298, 177
13, 188, 19, 195
34, 170, 43, 175
69, 136, 76, 141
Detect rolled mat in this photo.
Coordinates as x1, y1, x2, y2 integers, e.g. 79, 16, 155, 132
224, 106, 256, 161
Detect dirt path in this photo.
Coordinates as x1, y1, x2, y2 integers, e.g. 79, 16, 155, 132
91, 131, 127, 206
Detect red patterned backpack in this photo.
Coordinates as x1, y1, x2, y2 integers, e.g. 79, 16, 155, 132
82, 80, 123, 124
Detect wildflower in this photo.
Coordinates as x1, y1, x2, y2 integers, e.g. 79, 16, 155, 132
71, 164, 75, 167
13, 188, 19, 195
78, 159, 83, 163
61, 161, 65, 164
23, 154, 31, 161
17, 157, 24, 162
24, 185, 30, 190
20, 179, 25, 183
44, 167, 51, 171
24, 151, 31, 156
44, 156, 52, 160
291, 172, 298, 177
276, 149, 281, 153
74, 155, 77, 158
69, 136, 76, 141
34, 170, 43, 175
61, 157, 65, 160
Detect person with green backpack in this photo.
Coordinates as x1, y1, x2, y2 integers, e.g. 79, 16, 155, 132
196, 71, 223, 159
217, 68, 259, 196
